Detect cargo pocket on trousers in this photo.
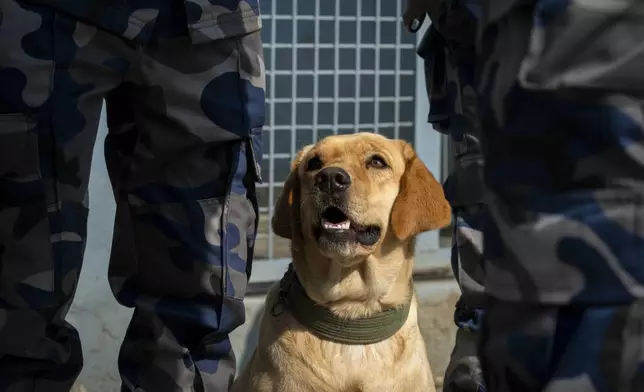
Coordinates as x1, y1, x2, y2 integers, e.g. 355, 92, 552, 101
217, 140, 260, 301
224, 193, 256, 300
0, 114, 58, 309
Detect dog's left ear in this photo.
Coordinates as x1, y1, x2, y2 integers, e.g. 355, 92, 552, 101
271, 145, 314, 239
391, 141, 451, 240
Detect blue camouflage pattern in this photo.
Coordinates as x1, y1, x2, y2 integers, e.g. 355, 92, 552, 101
22, 0, 262, 44
476, 0, 644, 390
411, 0, 644, 390
405, 1, 486, 391
0, 0, 264, 391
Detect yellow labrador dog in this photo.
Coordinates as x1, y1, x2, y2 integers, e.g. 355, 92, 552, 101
232, 133, 451, 392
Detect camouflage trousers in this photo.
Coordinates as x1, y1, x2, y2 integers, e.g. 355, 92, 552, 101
477, 0, 644, 391
444, 327, 485, 392
0, 1, 264, 391
440, 121, 486, 392
443, 204, 486, 392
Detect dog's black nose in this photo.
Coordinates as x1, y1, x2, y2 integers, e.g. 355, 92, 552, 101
315, 167, 351, 194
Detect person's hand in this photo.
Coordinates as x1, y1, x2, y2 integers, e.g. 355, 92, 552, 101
402, 0, 440, 32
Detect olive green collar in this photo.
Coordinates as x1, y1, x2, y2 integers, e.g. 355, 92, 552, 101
271, 264, 412, 345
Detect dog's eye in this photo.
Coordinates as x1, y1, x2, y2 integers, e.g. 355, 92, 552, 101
306, 156, 323, 171
367, 155, 388, 169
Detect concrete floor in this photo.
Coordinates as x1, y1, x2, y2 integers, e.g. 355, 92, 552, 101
67, 109, 460, 391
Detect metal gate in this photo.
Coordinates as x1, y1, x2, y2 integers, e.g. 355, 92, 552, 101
253, 0, 447, 273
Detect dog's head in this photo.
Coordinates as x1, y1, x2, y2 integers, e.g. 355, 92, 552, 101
272, 133, 451, 261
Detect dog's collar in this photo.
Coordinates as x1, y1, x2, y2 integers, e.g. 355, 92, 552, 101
271, 264, 413, 345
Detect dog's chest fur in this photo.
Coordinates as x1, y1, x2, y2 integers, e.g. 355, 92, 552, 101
248, 286, 434, 392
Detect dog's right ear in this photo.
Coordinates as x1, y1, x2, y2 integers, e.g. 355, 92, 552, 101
271, 145, 314, 239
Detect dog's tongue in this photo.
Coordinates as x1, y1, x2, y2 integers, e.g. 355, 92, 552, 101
321, 218, 350, 231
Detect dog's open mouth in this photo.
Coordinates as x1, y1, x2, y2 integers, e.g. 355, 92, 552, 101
316, 206, 381, 246
321, 206, 351, 231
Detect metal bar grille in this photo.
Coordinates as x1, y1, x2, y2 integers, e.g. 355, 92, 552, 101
256, 0, 420, 261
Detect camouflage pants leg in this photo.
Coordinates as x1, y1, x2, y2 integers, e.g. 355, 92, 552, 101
444, 328, 485, 392
0, 1, 264, 392
105, 29, 264, 392
0, 2, 130, 390
476, 1, 644, 391
480, 299, 644, 392
443, 205, 486, 392
440, 124, 486, 392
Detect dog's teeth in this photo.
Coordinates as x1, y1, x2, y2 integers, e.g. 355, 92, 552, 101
322, 219, 350, 231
